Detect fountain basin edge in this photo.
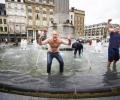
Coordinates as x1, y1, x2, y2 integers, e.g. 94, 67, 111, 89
0, 82, 120, 98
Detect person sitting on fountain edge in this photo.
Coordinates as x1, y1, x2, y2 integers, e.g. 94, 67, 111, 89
107, 19, 120, 68
38, 30, 71, 74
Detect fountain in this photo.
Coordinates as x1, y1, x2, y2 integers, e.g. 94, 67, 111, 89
32, 39, 39, 48
0, 0, 120, 98
95, 40, 102, 53
0, 40, 120, 98
48, 0, 74, 41
20, 39, 27, 50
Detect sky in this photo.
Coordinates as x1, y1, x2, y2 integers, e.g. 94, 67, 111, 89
0, 0, 120, 25
70, 0, 120, 25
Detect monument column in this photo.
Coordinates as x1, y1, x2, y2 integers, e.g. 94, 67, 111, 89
54, 0, 69, 24
48, 0, 74, 38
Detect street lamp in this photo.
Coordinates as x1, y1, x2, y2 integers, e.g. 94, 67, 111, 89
7, 24, 10, 43
20, 24, 22, 41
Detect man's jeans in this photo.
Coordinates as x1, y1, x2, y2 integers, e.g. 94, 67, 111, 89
47, 52, 64, 73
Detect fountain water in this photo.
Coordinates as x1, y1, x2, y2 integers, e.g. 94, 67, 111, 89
20, 39, 27, 50
91, 39, 103, 53
95, 41, 102, 53
1, 1, 120, 96
0, 42, 120, 95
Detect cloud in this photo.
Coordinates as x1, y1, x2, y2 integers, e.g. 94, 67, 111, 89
1, 0, 120, 25
70, 0, 120, 25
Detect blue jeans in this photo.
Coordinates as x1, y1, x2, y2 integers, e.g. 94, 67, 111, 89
47, 52, 64, 73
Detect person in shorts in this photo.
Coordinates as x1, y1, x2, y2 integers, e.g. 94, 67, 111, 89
107, 19, 120, 68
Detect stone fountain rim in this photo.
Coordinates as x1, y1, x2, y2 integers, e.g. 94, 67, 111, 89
0, 82, 120, 98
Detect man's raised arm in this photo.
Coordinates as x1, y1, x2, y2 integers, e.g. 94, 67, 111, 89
38, 36, 49, 45
61, 35, 71, 45
107, 19, 114, 33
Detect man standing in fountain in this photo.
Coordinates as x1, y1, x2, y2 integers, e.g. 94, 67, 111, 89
107, 19, 120, 68
38, 30, 71, 74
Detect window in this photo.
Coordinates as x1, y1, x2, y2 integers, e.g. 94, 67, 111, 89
18, 0, 21, 2
71, 15, 73, 19
49, 0, 53, 4
39, 0, 42, 3
14, 3, 20, 9
8, 3, 11, 9
4, 27, 7, 32
28, 30, 33, 36
36, 14, 39, 19
43, 8, 47, 14
0, 27, 3, 32
71, 21, 73, 25
28, 16, 32, 19
21, 5, 25, 10
4, 11, 6, 15
11, 3, 14, 8
4, 19, 6, 24
46, 0, 49, 3
28, 9, 32, 12
0, 19, 2, 24
43, 11, 46, 14
50, 11, 53, 15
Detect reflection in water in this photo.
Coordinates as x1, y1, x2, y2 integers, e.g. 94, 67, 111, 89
103, 66, 119, 85
47, 73, 68, 89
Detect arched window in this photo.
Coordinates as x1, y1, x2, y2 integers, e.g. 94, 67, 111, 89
36, 14, 39, 19
18, 0, 21, 2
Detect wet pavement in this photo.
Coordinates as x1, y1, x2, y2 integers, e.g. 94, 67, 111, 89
0, 92, 120, 100
0, 44, 120, 92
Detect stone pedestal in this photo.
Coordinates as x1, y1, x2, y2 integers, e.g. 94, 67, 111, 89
48, 0, 74, 38
48, 22, 74, 38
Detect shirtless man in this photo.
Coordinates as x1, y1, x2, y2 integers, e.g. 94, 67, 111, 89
107, 19, 120, 68
38, 30, 71, 74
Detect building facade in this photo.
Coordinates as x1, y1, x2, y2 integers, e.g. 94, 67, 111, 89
84, 23, 119, 40
5, 0, 26, 42
25, 0, 54, 41
69, 7, 85, 37
0, 3, 8, 42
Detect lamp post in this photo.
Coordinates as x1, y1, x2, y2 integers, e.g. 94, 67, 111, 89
20, 24, 22, 41
7, 24, 10, 43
